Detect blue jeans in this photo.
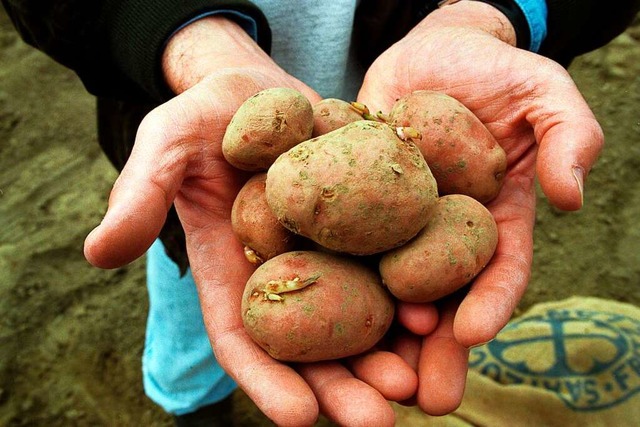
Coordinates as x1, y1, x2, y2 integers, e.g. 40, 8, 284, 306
143, 239, 236, 415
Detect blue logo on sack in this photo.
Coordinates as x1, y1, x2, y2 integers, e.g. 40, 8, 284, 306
469, 308, 640, 411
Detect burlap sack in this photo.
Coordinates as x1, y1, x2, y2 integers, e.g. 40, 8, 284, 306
395, 296, 640, 426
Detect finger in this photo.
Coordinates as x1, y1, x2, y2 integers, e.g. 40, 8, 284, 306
214, 331, 320, 427
454, 145, 537, 347
214, 331, 319, 426
395, 302, 439, 335
528, 63, 604, 211
347, 350, 418, 401
417, 293, 469, 416
388, 329, 421, 408
297, 361, 396, 427
190, 224, 320, 427
390, 331, 422, 372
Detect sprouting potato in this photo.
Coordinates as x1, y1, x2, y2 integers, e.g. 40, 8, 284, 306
242, 251, 395, 362
223, 87, 314, 171
231, 173, 299, 264
389, 90, 507, 204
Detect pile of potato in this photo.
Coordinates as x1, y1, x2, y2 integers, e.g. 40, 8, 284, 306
223, 88, 504, 363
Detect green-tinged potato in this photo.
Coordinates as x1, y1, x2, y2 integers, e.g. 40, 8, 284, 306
223, 87, 314, 171
265, 120, 438, 255
231, 173, 299, 264
242, 251, 395, 362
312, 98, 365, 137
379, 194, 498, 303
389, 90, 507, 204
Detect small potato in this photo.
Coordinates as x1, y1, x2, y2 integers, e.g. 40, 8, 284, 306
265, 120, 438, 255
231, 173, 299, 264
312, 98, 365, 137
379, 194, 498, 303
223, 87, 314, 171
390, 90, 507, 204
242, 251, 395, 362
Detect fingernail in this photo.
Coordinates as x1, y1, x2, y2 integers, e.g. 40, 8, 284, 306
572, 166, 584, 208
468, 338, 494, 349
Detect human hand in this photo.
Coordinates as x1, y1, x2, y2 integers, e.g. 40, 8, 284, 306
83, 16, 416, 426
358, 1, 604, 414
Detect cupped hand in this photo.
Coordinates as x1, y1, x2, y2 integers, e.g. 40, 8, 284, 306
358, 1, 604, 414
82, 16, 415, 427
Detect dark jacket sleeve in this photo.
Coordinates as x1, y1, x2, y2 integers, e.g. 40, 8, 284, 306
1, 0, 271, 102
541, 0, 640, 66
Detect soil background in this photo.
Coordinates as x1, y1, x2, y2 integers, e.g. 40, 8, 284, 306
1, 8, 639, 427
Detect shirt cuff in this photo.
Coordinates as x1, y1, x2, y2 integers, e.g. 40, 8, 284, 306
512, 0, 548, 51
169, 10, 259, 42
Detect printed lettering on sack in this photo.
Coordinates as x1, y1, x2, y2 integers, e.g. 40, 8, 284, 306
469, 308, 640, 411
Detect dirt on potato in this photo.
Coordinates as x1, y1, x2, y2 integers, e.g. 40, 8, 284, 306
0, 8, 638, 427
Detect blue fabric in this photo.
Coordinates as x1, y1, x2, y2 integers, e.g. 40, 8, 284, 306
512, 0, 548, 52
143, 239, 236, 416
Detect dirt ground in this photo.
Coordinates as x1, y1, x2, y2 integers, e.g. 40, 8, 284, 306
1, 8, 638, 427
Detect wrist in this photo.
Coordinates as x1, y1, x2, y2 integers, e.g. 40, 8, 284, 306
419, 1, 518, 46
161, 16, 273, 94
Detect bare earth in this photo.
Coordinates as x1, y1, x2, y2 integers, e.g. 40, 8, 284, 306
1, 9, 638, 426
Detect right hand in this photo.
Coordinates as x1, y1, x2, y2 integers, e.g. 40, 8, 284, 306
358, 1, 604, 415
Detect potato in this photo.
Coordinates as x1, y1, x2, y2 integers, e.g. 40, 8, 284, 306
312, 98, 365, 137
231, 173, 299, 264
242, 251, 395, 362
222, 87, 314, 171
265, 120, 438, 255
379, 194, 498, 302
389, 90, 507, 204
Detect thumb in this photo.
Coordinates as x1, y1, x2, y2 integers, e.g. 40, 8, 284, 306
530, 66, 604, 211
84, 107, 186, 268
356, 79, 401, 117
535, 114, 603, 211
356, 51, 406, 116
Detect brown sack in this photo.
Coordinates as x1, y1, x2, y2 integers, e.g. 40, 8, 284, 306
395, 296, 640, 426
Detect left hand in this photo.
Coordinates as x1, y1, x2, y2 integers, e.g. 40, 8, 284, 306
83, 16, 416, 426
358, 1, 603, 414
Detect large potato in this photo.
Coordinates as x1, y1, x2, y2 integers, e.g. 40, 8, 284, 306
265, 120, 438, 255
379, 194, 498, 302
222, 87, 314, 171
389, 90, 507, 204
231, 173, 299, 264
242, 251, 395, 362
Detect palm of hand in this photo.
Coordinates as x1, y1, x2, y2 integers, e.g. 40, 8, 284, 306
360, 24, 603, 336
